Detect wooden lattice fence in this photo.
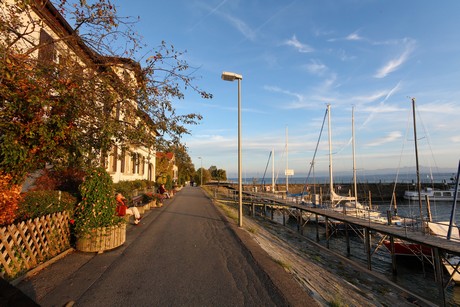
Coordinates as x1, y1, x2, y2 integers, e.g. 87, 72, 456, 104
0, 211, 71, 280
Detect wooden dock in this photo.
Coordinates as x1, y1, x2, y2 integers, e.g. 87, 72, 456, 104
224, 190, 460, 306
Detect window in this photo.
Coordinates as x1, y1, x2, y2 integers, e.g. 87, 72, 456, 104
136, 154, 141, 174
109, 145, 118, 172
38, 29, 57, 65
141, 156, 145, 175
120, 149, 125, 173
131, 153, 137, 174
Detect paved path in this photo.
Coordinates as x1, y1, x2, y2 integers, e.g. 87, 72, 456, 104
16, 186, 312, 306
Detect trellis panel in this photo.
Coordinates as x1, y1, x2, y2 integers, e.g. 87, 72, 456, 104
0, 212, 70, 280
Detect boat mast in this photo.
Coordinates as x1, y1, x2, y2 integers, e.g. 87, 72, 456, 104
411, 98, 425, 230
272, 148, 275, 193
286, 126, 289, 193
327, 104, 334, 199
447, 160, 460, 240
352, 106, 358, 205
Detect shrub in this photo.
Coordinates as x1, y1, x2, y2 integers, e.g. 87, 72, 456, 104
142, 192, 154, 203
113, 180, 152, 201
32, 168, 85, 194
16, 190, 77, 221
32, 169, 58, 191
0, 173, 21, 226
73, 167, 122, 236
113, 180, 133, 199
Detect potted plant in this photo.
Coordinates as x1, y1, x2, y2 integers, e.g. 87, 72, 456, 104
74, 167, 126, 253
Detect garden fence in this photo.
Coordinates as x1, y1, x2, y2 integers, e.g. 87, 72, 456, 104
0, 211, 70, 280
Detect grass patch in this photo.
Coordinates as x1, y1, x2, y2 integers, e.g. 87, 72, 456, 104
328, 295, 345, 307
246, 226, 258, 234
312, 255, 322, 263
273, 258, 292, 271
216, 202, 238, 223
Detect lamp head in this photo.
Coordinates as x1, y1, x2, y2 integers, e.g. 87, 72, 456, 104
221, 71, 242, 81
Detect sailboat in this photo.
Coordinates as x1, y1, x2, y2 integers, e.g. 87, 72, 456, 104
382, 98, 435, 257
327, 104, 356, 207
327, 105, 383, 220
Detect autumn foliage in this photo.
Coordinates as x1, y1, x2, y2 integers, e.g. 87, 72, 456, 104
0, 0, 211, 226
0, 173, 21, 226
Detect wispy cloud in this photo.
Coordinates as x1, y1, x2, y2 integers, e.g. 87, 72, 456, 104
367, 131, 402, 147
374, 39, 416, 78
264, 85, 305, 101
346, 32, 363, 41
263, 85, 321, 109
190, 0, 229, 30
304, 59, 327, 75
224, 14, 257, 41
350, 91, 388, 104
284, 35, 314, 53
359, 81, 402, 128
328, 30, 363, 43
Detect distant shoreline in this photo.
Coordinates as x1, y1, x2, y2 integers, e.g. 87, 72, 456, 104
219, 181, 454, 202
228, 172, 456, 185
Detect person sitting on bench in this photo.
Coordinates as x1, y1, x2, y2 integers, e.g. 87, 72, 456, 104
158, 184, 170, 199
115, 193, 141, 225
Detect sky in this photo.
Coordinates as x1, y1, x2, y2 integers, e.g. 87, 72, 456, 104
117, 0, 460, 180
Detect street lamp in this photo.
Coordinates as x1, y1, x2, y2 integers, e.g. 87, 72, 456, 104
221, 71, 243, 227
198, 156, 203, 186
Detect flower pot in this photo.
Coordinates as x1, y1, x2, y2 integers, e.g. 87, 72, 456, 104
76, 223, 126, 253
149, 199, 157, 208
137, 206, 145, 215
143, 203, 150, 211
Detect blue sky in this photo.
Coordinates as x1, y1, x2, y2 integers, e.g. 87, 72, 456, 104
118, 1, 460, 179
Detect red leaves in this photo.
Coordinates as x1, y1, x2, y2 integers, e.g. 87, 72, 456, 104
0, 173, 21, 226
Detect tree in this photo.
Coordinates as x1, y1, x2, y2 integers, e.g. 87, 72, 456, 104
194, 168, 211, 186
209, 165, 227, 182
0, 0, 212, 186
169, 143, 195, 185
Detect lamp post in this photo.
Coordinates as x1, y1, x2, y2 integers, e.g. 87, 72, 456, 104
221, 71, 243, 227
198, 156, 203, 186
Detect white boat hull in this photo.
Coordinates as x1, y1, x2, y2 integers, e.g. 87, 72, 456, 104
403, 188, 459, 201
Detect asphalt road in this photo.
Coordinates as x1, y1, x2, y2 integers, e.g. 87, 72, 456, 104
17, 186, 293, 306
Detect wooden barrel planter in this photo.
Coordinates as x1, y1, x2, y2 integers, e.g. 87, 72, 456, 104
137, 206, 145, 215
149, 199, 157, 208
76, 223, 126, 253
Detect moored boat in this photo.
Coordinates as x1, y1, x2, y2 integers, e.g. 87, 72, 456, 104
404, 186, 459, 202
383, 98, 435, 258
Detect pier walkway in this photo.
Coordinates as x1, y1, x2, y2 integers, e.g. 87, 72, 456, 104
13, 186, 315, 306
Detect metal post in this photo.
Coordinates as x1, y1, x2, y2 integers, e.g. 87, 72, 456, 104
222, 71, 243, 227
237, 78, 242, 227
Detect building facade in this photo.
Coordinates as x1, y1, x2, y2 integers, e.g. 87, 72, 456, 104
2, 0, 156, 184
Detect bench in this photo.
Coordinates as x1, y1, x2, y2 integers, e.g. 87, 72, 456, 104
131, 195, 143, 206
